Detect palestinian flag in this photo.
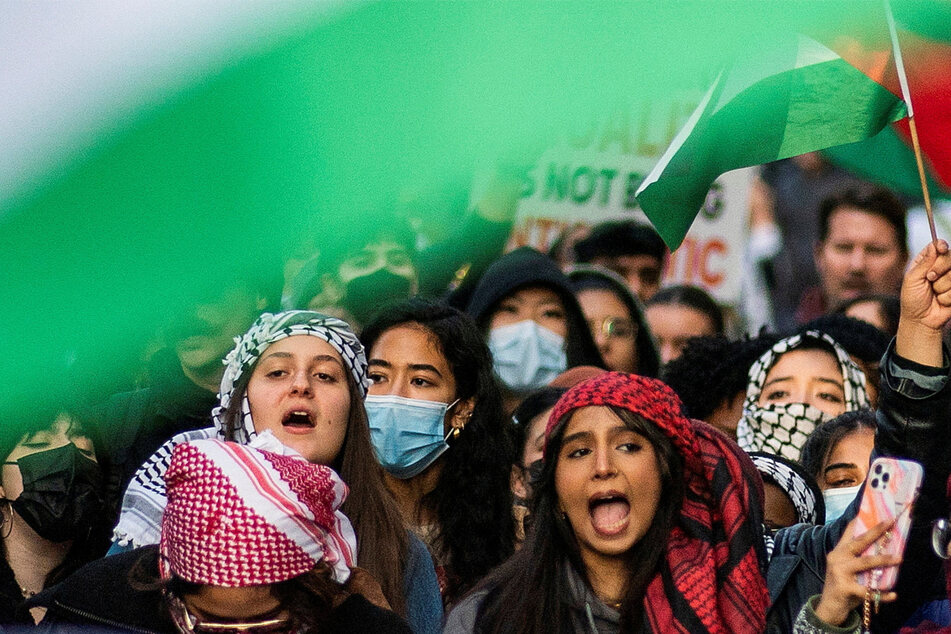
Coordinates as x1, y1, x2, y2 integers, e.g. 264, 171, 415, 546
0, 2, 772, 418
635, 32, 907, 250
823, 5, 951, 197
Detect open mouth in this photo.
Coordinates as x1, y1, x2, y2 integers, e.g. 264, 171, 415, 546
282, 410, 315, 430
588, 492, 631, 537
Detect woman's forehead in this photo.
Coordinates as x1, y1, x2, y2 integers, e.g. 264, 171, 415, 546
260, 334, 342, 362
766, 348, 843, 381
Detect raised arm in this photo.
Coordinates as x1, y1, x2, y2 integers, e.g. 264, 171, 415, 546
895, 239, 951, 367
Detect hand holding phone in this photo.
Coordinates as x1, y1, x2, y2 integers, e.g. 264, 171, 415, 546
853, 457, 923, 591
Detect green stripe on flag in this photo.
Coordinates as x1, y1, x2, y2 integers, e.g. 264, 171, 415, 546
824, 127, 951, 199
636, 34, 907, 250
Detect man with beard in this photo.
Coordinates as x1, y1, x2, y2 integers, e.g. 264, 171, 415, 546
90, 278, 273, 524
797, 185, 909, 324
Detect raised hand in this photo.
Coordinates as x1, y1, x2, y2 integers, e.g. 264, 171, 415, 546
896, 240, 951, 366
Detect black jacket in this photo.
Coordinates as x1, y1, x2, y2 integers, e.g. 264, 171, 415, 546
25, 547, 411, 634
766, 341, 951, 633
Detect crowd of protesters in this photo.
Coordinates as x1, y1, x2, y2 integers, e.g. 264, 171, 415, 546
5, 163, 951, 634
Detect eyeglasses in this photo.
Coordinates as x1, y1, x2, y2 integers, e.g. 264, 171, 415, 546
933, 518, 951, 559
166, 592, 294, 634
587, 317, 636, 340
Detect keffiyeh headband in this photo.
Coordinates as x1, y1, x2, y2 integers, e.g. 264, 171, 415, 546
160, 439, 357, 585
736, 331, 868, 462
213, 310, 370, 443
114, 311, 367, 550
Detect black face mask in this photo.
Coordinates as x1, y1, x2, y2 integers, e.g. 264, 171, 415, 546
343, 269, 414, 324
6, 443, 104, 543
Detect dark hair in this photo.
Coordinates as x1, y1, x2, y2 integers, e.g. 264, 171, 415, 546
800, 409, 877, 485
288, 210, 419, 310
817, 185, 908, 255
574, 220, 667, 263
647, 284, 724, 335
510, 387, 566, 464
646, 284, 724, 335
833, 294, 901, 338
320, 209, 418, 270
361, 298, 516, 602
799, 315, 888, 402
221, 360, 408, 616
799, 314, 890, 365
0, 410, 111, 590
475, 406, 685, 634
567, 266, 660, 378
661, 334, 779, 420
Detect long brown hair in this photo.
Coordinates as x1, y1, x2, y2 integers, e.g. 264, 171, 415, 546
222, 367, 409, 616
475, 407, 685, 633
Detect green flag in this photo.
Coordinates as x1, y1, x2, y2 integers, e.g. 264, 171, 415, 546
635, 34, 907, 250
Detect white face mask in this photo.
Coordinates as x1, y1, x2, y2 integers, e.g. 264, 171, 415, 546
488, 320, 567, 393
822, 484, 862, 523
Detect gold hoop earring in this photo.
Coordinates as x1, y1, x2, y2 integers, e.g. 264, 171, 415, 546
0, 501, 12, 539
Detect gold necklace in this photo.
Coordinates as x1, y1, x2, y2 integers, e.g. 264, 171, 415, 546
861, 528, 892, 634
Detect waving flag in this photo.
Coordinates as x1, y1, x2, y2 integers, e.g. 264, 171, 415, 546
822, 7, 951, 198
636, 33, 907, 250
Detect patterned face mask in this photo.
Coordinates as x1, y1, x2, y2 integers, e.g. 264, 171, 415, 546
736, 331, 869, 462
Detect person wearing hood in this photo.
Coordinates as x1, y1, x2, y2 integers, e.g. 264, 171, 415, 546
566, 265, 660, 377
464, 247, 605, 412
444, 372, 771, 634
749, 452, 825, 534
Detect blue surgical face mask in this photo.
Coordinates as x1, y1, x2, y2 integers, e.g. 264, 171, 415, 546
822, 484, 862, 523
488, 320, 567, 393
365, 394, 458, 479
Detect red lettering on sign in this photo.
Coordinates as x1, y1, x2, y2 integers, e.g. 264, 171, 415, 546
665, 236, 728, 291
700, 239, 726, 286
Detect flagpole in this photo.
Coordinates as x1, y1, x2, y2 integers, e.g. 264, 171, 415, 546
884, 0, 938, 244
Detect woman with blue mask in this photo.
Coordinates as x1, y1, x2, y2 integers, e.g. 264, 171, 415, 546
464, 247, 605, 412
112, 310, 442, 634
800, 409, 877, 524
361, 298, 516, 608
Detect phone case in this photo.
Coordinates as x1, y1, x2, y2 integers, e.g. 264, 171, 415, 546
854, 457, 923, 590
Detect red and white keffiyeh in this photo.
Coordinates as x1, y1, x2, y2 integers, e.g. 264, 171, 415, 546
160, 439, 357, 586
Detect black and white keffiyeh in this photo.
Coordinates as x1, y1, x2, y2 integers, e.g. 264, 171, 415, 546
749, 451, 825, 526
214, 311, 370, 443
736, 331, 868, 462
113, 310, 368, 548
